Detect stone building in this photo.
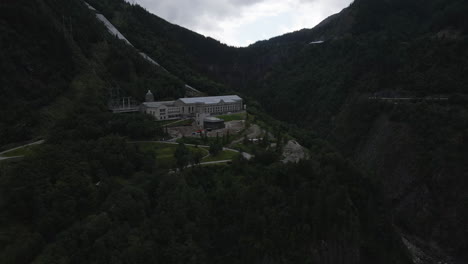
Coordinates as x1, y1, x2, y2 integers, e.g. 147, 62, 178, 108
141, 92, 243, 121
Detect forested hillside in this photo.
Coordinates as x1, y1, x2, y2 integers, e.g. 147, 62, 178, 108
81, 0, 468, 262
243, 2, 468, 261
0, 0, 414, 263
0, 0, 184, 147
0, 114, 412, 263
0, 0, 467, 263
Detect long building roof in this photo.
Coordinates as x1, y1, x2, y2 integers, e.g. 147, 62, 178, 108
178, 95, 242, 105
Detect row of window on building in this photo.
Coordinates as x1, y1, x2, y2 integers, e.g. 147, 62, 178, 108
203, 103, 240, 114
147, 103, 241, 121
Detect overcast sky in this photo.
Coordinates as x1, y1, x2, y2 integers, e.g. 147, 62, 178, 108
126, 0, 353, 47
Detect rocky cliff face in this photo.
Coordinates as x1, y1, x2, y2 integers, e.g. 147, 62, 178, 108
347, 104, 468, 263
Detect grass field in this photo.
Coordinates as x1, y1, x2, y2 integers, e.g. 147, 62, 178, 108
230, 142, 257, 154
216, 112, 246, 122
203, 149, 239, 162
0, 145, 38, 157
156, 119, 194, 127
136, 142, 208, 169
155, 120, 176, 126
134, 142, 239, 168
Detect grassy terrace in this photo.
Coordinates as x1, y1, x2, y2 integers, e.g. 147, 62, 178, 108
136, 142, 207, 169
203, 149, 238, 162
134, 142, 239, 168
156, 119, 193, 127
0, 145, 38, 158
216, 112, 246, 122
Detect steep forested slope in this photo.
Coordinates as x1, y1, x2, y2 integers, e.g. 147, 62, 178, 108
1, 128, 412, 263
86, 0, 238, 95
0, 1, 415, 264
0, 0, 184, 147
1, 0, 467, 263
81, 0, 468, 262
244, 1, 468, 261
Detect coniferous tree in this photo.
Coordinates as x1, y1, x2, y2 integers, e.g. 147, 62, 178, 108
174, 143, 191, 170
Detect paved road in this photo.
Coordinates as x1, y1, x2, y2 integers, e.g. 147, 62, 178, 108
191, 160, 232, 167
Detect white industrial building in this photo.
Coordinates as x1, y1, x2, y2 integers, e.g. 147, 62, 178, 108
141, 90, 244, 121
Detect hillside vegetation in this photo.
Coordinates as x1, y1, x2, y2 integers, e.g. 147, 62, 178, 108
1, 0, 467, 263
0, 0, 184, 147
83, 0, 468, 261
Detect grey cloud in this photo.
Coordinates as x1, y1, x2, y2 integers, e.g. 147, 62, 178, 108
128, 0, 352, 45
130, 0, 267, 29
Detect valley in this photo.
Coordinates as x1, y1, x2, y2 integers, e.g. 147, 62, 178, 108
0, 0, 467, 263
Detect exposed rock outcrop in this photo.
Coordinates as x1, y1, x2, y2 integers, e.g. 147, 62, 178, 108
282, 140, 310, 163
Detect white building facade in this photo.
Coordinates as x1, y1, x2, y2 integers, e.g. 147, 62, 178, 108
141, 91, 243, 121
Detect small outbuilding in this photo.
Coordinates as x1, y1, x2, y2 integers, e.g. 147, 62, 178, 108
203, 117, 225, 130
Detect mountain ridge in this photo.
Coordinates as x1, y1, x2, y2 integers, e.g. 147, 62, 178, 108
0, 0, 467, 263
88, 0, 468, 262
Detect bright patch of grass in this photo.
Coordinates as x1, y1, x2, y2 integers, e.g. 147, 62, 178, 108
203, 150, 239, 162
155, 120, 176, 126
168, 119, 194, 127
156, 119, 193, 128
216, 112, 246, 122
135, 142, 208, 169
1, 145, 37, 157
230, 143, 258, 154
133, 142, 238, 168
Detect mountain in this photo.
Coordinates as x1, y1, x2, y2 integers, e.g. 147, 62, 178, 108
0, 0, 467, 263
0, 0, 186, 147
83, 0, 468, 262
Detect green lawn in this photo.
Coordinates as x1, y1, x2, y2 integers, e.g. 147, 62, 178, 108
168, 119, 194, 127
0, 145, 38, 157
230, 142, 257, 154
177, 136, 219, 146
134, 142, 239, 167
216, 112, 246, 122
135, 142, 208, 169
155, 120, 176, 126
203, 150, 239, 162
156, 119, 193, 128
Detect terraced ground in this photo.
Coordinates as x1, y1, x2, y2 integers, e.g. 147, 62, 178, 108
135, 142, 239, 169
0, 141, 43, 160
216, 112, 246, 122
202, 149, 239, 162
